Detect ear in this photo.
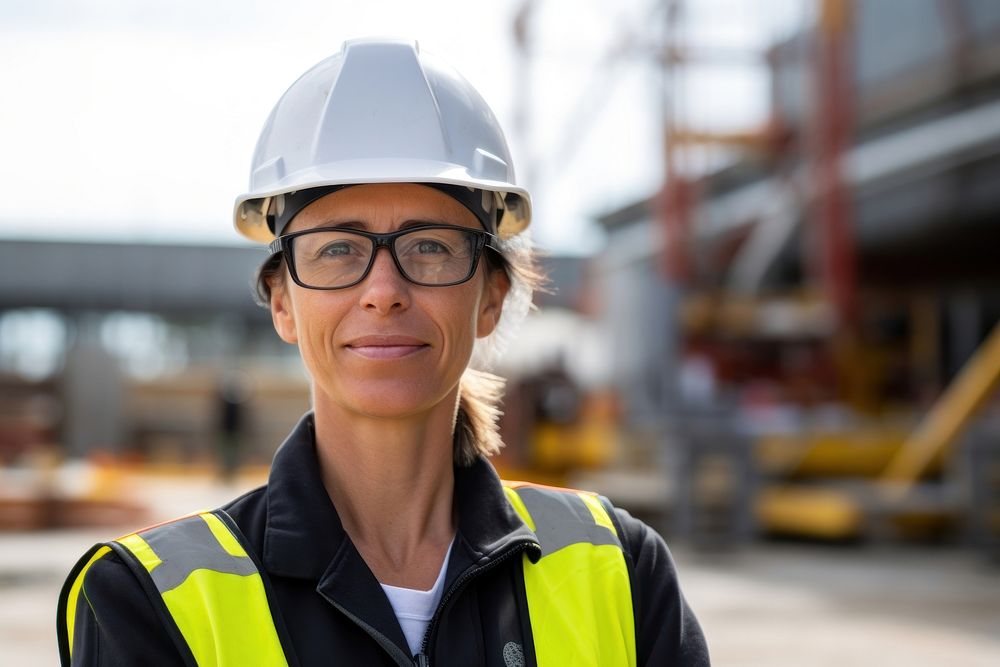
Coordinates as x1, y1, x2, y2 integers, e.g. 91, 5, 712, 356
269, 277, 299, 344
476, 268, 510, 338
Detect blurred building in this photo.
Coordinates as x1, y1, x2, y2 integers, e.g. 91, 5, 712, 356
594, 0, 1000, 547
0, 240, 303, 465
0, 240, 594, 469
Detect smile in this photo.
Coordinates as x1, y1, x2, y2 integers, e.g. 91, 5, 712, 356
344, 335, 430, 360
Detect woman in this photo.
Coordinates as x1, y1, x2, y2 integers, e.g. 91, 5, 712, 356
58, 39, 709, 666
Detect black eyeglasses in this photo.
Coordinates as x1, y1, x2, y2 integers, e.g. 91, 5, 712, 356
268, 224, 497, 290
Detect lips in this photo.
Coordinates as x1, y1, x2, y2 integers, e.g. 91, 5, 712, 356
344, 335, 429, 359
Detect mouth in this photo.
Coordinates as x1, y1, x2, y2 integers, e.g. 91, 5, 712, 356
344, 335, 430, 359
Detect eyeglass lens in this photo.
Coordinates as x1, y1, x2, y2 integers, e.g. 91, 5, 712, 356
290, 227, 480, 288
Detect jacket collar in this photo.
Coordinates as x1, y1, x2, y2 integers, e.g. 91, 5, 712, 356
262, 412, 540, 581
262, 413, 345, 579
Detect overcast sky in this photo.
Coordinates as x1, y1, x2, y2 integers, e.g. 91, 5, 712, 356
0, 0, 806, 254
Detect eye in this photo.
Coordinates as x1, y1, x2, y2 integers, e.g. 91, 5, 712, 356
315, 239, 366, 259
319, 242, 352, 256
415, 239, 449, 254
397, 228, 471, 258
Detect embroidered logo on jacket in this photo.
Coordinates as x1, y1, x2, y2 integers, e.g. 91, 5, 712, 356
502, 641, 524, 667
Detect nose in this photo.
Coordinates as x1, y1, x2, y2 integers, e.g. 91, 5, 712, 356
357, 246, 410, 314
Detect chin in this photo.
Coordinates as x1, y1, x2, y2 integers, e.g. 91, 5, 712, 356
321, 376, 459, 420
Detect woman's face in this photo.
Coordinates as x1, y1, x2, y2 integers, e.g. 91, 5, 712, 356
268, 183, 509, 420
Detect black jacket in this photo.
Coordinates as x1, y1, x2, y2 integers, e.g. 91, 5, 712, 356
63, 414, 709, 666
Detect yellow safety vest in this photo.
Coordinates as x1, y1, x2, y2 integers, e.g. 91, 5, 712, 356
59, 482, 636, 666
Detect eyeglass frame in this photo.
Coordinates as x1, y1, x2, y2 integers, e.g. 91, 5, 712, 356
267, 223, 500, 291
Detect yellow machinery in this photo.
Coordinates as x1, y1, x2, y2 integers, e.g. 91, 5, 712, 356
757, 319, 1000, 539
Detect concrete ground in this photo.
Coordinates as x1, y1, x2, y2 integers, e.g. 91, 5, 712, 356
674, 544, 1000, 666
3, 474, 999, 666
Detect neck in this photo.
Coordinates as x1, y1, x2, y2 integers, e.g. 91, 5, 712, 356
312, 387, 458, 587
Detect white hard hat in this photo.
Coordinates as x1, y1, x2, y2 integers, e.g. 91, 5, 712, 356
234, 38, 531, 243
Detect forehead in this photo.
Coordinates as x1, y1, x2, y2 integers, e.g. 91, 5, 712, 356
288, 183, 477, 232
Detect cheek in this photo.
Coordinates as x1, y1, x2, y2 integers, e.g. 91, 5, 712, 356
290, 296, 343, 367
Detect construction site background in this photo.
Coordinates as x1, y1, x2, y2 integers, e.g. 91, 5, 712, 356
3, 1, 1000, 664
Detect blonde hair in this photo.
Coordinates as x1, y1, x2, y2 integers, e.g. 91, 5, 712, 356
454, 232, 545, 465
453, 369, 506, 465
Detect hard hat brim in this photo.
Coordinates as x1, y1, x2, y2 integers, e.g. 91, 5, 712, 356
234, 158, 531, 243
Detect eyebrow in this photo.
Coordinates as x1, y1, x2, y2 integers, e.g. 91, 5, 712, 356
315, 218, 464, 232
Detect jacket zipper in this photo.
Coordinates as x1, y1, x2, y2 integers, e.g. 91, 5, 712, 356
320, 597, 415, 667
414, 540, 538, 666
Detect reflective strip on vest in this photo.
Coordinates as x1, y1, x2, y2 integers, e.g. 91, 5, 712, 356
64, 545, 112, 659
116, 512, 288, 667
503, 482, 637, 667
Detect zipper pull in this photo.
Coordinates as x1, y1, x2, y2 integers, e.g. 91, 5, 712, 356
415, 653, 430, 667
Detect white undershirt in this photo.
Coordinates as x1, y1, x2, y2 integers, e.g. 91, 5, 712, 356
379, 538, 454, 657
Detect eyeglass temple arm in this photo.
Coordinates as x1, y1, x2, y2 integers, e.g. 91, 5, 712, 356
267, 238, 285, 256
